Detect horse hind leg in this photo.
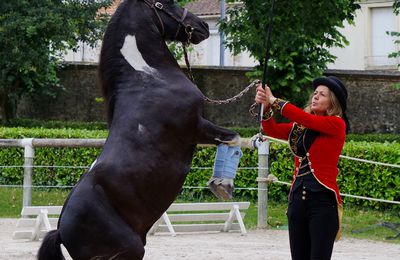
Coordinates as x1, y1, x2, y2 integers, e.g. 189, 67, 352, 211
64, 223, 145, 260
86, 234, 145, 260
89, 247, 144, 260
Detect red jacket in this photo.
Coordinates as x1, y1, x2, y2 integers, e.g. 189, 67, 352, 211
261, 102, 346, 205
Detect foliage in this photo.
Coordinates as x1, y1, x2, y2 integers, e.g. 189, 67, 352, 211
346, 133, 400, 143
219, 0, 360, 105
0, 127, 108, 139
0, 0, 113, 122
1, 127, 399, 209
338, 141, 400, 209
2, 122, 400, 143
3, 118, 108, 130
177, 0, 192, 6
388, 0, 400, 74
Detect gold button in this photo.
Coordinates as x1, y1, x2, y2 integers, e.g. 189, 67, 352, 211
308, 162, 312, 165
302, 190, 306, 195
306, 153, 310, 156
298, 158, 302, 162
302, 196, 306, 200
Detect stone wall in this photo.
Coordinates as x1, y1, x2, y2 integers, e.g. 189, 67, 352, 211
18, 63, 105, 122
325, 69, 400, 133
16, 64, 400, 134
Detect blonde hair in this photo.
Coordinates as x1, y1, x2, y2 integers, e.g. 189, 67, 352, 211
304, 89, 343, 117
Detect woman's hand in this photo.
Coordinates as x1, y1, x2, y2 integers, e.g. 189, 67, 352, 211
255, 83, 277, 107
255, 84, 268, 105
264, 85, 277, 105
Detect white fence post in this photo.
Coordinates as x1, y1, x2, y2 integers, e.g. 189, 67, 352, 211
255, 139, 269, 229
21, 138, 35, 209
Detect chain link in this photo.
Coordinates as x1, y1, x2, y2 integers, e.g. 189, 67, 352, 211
202, 80, 261, 118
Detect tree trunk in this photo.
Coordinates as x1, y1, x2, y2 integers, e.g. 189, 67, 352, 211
0, 81, 19, 123
0, 90, 7, 124
4, 97, 17, 122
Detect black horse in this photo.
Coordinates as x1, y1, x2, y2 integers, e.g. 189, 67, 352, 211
37, 0, 239, 259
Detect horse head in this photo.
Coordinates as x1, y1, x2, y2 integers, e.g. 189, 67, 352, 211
141, 0, 210, 44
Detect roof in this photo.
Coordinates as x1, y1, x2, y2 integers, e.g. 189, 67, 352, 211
105, 0, 123, 15
98, 0, 122, 15
185, 0, 221, 16
103, 0, 223, 17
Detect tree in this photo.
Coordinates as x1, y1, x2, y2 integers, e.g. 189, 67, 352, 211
219, 0, 360, 104
388, 0, 400, 70
0, 0, 113, 123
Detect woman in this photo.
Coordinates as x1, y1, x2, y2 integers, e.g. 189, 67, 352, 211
255, 76, 349, 260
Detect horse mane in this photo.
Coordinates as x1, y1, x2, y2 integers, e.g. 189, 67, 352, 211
98, 0, 131, 126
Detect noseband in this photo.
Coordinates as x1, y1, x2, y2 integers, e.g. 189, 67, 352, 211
143, 0, 193, 43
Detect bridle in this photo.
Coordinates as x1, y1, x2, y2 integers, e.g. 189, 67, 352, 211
142, 0, 194, 43
143, 0, 196, 81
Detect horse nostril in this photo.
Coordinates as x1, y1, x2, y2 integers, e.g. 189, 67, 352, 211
185, 25, 194, 34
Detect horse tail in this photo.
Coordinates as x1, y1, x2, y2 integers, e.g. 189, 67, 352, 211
37, 230, 65, 260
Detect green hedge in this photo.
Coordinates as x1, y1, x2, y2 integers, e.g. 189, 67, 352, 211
3, 118, 108, 130
4, 119, 399, 142
0, 127, 399, 209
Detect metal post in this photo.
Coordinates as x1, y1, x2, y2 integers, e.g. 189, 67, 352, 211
256, 139, 269, 228
21, 138, 34, 208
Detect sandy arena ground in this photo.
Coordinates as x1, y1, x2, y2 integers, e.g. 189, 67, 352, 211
1, 218, 399, 260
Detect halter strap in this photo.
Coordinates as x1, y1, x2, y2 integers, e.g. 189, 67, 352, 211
143, 0, 165, 36
142, 0, 192, 41
174, 8, 188, 39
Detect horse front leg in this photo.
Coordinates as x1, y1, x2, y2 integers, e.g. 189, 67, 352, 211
196, 119, 241, 200
195, 118, 240, 146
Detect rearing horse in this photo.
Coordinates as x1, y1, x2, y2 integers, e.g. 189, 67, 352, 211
38, 0, 239, 259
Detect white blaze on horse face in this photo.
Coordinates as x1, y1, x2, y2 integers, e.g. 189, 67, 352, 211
120, 34, 156, 74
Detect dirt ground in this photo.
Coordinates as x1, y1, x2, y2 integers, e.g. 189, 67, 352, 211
1, 218, 399, 260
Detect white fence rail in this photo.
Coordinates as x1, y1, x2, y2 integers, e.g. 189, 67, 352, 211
0, 137, 271, 228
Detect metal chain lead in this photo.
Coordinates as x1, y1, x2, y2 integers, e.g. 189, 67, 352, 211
203, 80, 261, 119
203, 80, 260, 105
182, 43, 260, 117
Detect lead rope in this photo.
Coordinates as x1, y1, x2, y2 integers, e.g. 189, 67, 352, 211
182, 43, 195, 82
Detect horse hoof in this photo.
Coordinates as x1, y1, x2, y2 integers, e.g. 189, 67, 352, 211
207, 178, 233, 200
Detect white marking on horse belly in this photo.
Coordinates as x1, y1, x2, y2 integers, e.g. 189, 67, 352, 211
120, 34, 155, 74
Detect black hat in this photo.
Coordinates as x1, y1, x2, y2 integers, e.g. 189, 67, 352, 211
312, 76, 347, 112
312, 76, 350, 132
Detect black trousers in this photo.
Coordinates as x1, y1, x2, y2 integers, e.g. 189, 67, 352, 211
287, 187, 339, 260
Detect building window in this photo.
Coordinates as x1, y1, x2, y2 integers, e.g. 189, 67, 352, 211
369, 6, 398, 67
